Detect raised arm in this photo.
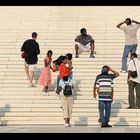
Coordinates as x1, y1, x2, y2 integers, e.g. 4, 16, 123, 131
116, 21, 125, 28
109, 67, 119, 78
132, 19, 140, 25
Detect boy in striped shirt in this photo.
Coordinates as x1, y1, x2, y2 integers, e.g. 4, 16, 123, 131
93, 66, 119, 127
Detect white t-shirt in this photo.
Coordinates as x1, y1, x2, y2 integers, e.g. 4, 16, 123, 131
127, 58, 140, 83
120, 24, 140, 45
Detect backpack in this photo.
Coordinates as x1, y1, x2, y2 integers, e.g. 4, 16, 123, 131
62, 80, 72, 96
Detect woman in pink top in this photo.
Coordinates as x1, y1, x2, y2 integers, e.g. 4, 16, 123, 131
38, 50, 53, 95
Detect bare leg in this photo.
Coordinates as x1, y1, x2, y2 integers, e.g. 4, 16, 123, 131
29, 70, 34, 84
75, 44, 79, 54
24, 64, 29, 79
90, 42, 95, 58
44, 86, 48, 92
64, 118, 69, 123
75, 44, 79, 58
90, 42, 95, 54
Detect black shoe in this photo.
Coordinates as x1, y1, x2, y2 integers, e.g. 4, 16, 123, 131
101, 124, 112, 128
127, 106, 135, 109
106, 124, 112, 127
75, 54, 79, 58
101, 124, 107, 128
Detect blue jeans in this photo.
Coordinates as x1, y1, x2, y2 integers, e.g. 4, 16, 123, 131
98, 100, 112, 125
121, 44, 137, 71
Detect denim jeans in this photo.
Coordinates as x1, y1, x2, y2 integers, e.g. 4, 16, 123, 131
98, 100, 112, 125
121, 44, 137, 71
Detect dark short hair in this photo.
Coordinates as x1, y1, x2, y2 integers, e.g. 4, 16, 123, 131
131, 53, 137, 58
66, 53, 72, 60
101, 65, 109, 75
80, 28, 86, 34
47, 50, 53, 55
32, 32, 38, 38
126, 18, 131, 25
63, 76, 68, 81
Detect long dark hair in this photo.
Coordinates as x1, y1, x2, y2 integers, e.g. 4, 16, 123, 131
53, 55, 64, 66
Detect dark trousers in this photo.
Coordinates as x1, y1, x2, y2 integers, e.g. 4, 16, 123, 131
128, 80, 140, 107
56, 75, 60, 94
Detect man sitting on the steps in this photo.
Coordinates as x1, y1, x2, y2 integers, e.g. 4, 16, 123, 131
74, 28, 95, 58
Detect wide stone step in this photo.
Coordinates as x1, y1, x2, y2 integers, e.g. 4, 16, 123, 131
0, 112, 139, 117
0, 103, 129, 108
0, 120, 138, 126
0, 107, 138, 112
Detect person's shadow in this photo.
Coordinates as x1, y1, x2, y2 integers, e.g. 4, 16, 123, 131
112, 99, 129, 126
74, 116, 88, 126
0, 104, 11, 126
72, 79, 89, 126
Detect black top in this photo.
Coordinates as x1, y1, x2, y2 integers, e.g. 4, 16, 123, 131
21, 39, 40, 64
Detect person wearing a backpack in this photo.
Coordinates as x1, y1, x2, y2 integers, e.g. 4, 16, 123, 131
93, 66, 119, 127
127, 53, 140, 109
59, 76, 74, 127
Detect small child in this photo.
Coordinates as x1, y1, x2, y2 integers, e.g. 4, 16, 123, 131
38, 50, 53, 95
51, 55, 64, 94
66, 53, 73, 80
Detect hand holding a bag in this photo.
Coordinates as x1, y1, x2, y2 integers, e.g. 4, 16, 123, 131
21, 51, 28, 59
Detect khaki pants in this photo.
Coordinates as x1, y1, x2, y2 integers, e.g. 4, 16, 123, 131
61, 96, 74, 119
128, 80, 140, 107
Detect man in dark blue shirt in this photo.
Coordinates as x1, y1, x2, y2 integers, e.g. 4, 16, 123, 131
21, 32, 40, 87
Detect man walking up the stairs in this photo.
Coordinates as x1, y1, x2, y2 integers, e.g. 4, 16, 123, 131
93, 66, 119, 127
21, 32, 40, 87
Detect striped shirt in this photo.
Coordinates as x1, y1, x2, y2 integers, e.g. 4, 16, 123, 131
95, 74, 115, 101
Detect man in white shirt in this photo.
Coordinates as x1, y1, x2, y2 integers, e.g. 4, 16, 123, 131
116, 18, 140, 72
127, 53, 140, 109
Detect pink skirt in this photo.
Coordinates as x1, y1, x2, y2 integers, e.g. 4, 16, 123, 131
38, 67, 51, 86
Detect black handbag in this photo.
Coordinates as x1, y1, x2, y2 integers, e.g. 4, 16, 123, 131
130, 60, 137, 78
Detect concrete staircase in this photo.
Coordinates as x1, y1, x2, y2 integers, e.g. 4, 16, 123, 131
0, 6, 140, 126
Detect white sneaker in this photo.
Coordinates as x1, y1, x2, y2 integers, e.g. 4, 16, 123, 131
43, 92, 47, 95
46, 92, 50, 96
120, 70, 127, 73
43, 92, 50, 96
64, 123, 69, 127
